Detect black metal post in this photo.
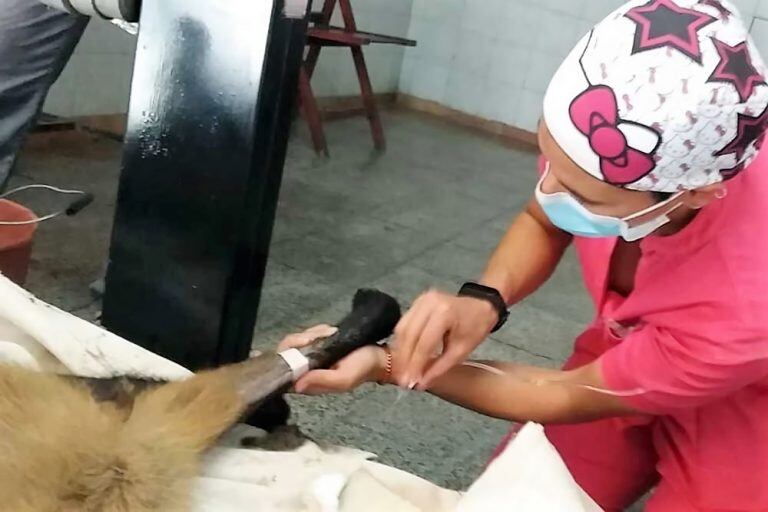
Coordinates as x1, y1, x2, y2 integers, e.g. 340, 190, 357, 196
102, 0, 309, 369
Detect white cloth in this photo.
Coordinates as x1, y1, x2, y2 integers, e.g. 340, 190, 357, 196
457, 423, 602, 512
0, 275, 599, 511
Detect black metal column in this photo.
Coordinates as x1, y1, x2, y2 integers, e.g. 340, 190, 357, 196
102, 0, 309, 369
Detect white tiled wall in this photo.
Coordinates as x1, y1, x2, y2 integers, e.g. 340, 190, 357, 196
399, 0, 768, 133
43, 0, 768, 121
750, 0, 768, 59
45, 1, 414, 117
752, 17, 768, 57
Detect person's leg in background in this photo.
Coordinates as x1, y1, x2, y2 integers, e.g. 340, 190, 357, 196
0, 0, 90, 190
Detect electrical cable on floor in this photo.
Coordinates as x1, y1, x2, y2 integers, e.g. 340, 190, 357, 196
0, 184, 94, 225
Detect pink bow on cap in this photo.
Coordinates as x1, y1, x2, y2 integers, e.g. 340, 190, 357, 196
569, 85, 658, 185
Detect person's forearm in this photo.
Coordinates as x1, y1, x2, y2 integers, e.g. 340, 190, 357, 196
424, 361, 634, 424
481, 200, 571, 305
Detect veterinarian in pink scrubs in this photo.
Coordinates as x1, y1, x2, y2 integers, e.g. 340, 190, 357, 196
280, 1, 768, 509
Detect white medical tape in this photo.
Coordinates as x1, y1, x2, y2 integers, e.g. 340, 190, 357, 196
279, 348, 310, 380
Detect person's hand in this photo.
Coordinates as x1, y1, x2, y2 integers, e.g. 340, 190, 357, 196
393, 289, 498, 390
277, 325, 388, 395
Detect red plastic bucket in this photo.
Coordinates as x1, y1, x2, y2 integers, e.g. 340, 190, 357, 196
0, 200, 37, 285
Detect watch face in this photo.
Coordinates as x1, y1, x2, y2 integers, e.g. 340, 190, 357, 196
463, 284, 502, 302
459, 283, 508, 332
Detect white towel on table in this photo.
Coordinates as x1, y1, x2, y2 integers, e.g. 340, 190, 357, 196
0, 274, 599, 511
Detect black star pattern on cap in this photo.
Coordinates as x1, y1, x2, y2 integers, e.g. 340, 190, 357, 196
714, 103, 768, 162
625, 0, 717, 63
707, 38, 766, 102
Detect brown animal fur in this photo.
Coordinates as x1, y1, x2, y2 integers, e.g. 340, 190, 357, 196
0, 364, 247, 512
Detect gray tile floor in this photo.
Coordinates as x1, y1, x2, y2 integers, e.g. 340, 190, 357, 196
16, 110, 598, 492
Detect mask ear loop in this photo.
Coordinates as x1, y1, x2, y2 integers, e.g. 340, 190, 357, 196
621, 190, 686, 235
622, 190, 686, 223
536, 162, 552, 192
616, 191, 686, 241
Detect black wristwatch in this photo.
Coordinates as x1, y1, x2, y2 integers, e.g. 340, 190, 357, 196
458, 282, 509, 333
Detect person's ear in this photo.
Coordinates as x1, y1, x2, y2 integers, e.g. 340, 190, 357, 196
679, 183, 727, 210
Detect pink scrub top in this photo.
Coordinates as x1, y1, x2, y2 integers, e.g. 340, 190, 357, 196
557, 144, 768, 511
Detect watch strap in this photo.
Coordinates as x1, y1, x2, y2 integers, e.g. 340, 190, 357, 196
458, 282, 509, 333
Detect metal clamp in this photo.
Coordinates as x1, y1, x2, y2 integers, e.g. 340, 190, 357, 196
39, 0, 140, 22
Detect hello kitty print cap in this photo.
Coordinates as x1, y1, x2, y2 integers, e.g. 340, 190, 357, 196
543, 0, 768, 192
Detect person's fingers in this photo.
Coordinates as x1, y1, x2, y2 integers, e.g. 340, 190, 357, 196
305, 324, 338, 338
417, 343, 469, 390
277, 324, 338, 351
299, 385, 346, 396
293, 346, 382, 394
405, 311, 452, 387
294, 369, 357, 394
277, 334, 311, 351
392, 299, 432, 386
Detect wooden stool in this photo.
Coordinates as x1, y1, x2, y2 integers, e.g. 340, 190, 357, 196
300, 0, 416, 156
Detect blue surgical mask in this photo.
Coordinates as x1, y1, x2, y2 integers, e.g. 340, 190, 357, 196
535, 166, 683, 242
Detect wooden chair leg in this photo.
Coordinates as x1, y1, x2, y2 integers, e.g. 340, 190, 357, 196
350, 46, 385, 151
320, 0, 338, 24
338, 0, 357, 31
298, 67, 329, 156
306, 0, 336, 78
337, 0, 385, 151
305, 44, 322, 78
